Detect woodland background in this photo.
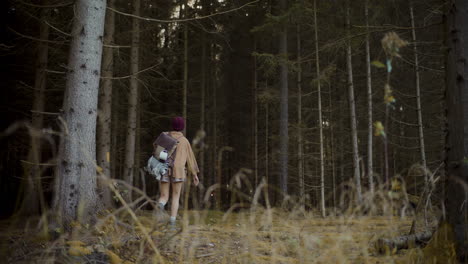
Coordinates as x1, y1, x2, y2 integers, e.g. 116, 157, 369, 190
0, 0, 445, 216
3, 0, 468, 262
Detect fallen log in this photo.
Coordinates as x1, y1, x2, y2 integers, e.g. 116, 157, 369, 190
375, 230, 433, 254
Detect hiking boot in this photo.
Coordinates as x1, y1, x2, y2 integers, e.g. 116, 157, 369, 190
168, 220, 178, 232
157, 202, 165, 211
154, 203, 169, 222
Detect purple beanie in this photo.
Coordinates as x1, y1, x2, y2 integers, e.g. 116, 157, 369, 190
172, 116, 185, 131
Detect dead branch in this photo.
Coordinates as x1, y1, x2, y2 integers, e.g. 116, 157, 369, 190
375, 231, 433, 254
107, 0, 259, 23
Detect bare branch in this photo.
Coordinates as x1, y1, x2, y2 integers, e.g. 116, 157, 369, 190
107, 0, 260, 23
44, 20, 71, 37
101, 63, 161, 80
17, 0, 74, 8
7, 27, 66, 44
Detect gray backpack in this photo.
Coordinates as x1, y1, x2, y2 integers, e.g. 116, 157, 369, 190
147, 132, 182, 180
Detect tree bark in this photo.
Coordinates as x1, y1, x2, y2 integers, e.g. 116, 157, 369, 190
123, 0, 140, 202
445, 0, 468, 260
346, 0, 362, 202
212, 43, 219, 208
314, 0, 326, 217
328, 83, 337, 214
279, 0, 288, 195
296, 21, 304, 209
384, 108, 390, 183
253, 38, 259, 189
409, 2, 428, 187
183, 0, 188, 135
365, 0, 374, 195
134, 92, 141, 189
111, 72, 120, 179
200, 30, 206, 188
55, 0, 107, 227
265, 95, 269, 187
97, 0, 115, 208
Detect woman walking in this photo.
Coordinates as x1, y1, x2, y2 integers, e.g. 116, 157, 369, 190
157, 117, 199, 228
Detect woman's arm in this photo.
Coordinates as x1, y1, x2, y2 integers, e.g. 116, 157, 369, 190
186, 142, 200, 185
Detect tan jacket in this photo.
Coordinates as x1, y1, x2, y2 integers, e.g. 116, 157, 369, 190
168, 131, 199, 179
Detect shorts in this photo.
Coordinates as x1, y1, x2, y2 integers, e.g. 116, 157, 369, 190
160, 168, 185, 183
160, 175, 185, 183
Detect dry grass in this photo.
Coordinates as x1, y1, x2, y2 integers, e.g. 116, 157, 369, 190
0, 165, 449, 263
2, 207, 441, 264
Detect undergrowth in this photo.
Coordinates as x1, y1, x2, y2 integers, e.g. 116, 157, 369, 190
0, 168, 450, 264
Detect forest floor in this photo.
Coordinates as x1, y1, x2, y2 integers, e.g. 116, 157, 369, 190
2, 208, 452, 264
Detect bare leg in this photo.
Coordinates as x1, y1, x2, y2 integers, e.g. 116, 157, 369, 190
170, 181, 184, 218
159, 181, 170, 205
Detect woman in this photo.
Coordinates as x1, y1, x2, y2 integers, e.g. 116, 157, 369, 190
157, 117, 199, 227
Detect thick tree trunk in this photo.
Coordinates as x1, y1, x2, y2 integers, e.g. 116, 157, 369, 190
445, 0, 468, 260
22, 5, 50, 215
365, 0, 374, 195
314, 0, 326, 217
296, 23, 304, 209
409, 2, 428, 187
279, 0, 288, 195
123, 0, 140, 202
346, 1, 362, 202
97, 0, 115, 208
56, 0, 107, 227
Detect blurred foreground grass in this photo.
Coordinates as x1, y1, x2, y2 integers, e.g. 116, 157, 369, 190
2, 208, 451, 263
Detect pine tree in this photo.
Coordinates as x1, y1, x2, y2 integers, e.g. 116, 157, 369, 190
55, 0, 107, 227
123, 0, 141, 201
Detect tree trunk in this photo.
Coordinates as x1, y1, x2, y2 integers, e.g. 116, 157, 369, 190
265, 89, 269, 188
55, 0, 107, 227
123, 0, 140, 202
22, 5, 50, 215
346, 0, 362, 202
409, 2, 428, 187
296, 21, 304, 209
328, 83, 336, 214
314, 0, 326, 217
97, 0, 115, 208
445, 0, 468, 260
279, 0, 289, 195
253, 38, 259, 189
200, 30, 206, 190
183, 1, 188, 134
134, 93, 141, 189
212, 44, 218, 208
339, 108, 345, 184
365, 0, 374, 195
111, 72, 120, 179
384, 106, 390, 183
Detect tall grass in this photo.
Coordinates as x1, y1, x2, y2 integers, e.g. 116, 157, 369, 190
1, 163, 446, 264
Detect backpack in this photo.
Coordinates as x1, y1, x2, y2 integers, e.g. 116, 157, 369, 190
147, 132, 183, 180
146, 156, 168, 180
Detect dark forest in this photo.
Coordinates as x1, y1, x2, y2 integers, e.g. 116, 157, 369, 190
0, 0, 467, 263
